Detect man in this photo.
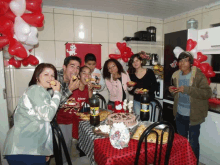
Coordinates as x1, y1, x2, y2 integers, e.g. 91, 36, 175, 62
169, 51, 212, 164
50, 56, 81, 163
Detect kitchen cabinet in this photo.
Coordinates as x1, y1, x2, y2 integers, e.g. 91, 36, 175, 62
197, 26, 220, 54
199, 111, 220, 165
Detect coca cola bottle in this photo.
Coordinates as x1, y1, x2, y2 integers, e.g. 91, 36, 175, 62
90, 92, 100, 126
140, 91, 150, 121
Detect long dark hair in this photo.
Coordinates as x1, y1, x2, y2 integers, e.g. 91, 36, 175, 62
29, 63, 57, 87
103, 59, 125, 79
128, 53, 144, 74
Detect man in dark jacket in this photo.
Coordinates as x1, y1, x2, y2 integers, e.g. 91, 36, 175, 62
169, 51, 212, 163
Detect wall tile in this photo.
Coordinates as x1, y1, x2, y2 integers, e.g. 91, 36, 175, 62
35, 41, 56, 66
137, 45, 151, 53
202, 9, 220, 29
108, 43, 119, 54
99, 43, 109, 66
42, 6, 53, 13
55, 41, 66, 68
74, 10, 91, 16
124, 21, 137, 37
54, 14, 74, 41
173, 18, 187, 32
129, 45, 138, 54
4, 69, 12, 98
188, 8, 203, 17
13, 69, 35, 97
151, 23, 163, 42
38, 13, 55, 41
174, 14, 187, 21
54, 8, 73, 14
138, 16, 151, 22
210, 83, 217, 91
108, 14, 123, 20
124, 15, 137, 21
151, 19, 163, 24
108, 19, 123, 43
137, 22, 150, 31
92, 17, 108, 42
74, 16, 92, 42
92, 12, 107, 18
203, 5, 220, 14
217, 84, 220, 97
164, 16, 175, 23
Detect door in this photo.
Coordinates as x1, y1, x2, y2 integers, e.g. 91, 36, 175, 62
0, 51, 9, 165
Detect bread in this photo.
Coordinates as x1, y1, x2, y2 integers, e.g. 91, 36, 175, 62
50, 81, 56, 86
94, 85, 101, 89
128, 81, 136, 86
86, 79, 90, 82
72, 75, 77, 80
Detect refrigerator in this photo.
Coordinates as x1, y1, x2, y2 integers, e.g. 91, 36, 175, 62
163, 30, 188, 132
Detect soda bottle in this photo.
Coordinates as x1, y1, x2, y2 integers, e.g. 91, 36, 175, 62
89, 92, 100, 126
140, 91, 150, 121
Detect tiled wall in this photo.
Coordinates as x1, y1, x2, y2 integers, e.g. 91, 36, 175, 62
4, 6, 164, 116
164, 6, 220, 97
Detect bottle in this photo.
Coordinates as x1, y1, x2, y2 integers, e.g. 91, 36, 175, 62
140, 91, 150, 121
90, 92, 100, 126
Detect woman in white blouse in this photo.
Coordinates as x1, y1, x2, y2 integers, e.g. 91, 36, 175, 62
3, 63, 61, 165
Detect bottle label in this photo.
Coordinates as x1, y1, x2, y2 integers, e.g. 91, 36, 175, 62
141, 103, 149, 112
90, 107, 99, 116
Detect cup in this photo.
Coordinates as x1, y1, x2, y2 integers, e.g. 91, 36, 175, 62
108, 104, 113, 110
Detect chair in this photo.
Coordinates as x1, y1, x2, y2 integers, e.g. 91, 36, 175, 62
95, 93, 107, 109
149, 99, 163, 122
134, 121, 175, 165
51, 120, 72, 165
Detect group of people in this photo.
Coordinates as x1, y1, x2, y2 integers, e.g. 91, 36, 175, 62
2, 50, 211, 165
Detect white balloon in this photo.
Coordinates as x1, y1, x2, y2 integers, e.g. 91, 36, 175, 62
173, 46, 184, 59
190, 49, 197, 59
22, 43, 34, 50
14, 16, 31, 42
9, 0, 26, 17
25, 27, 38, 45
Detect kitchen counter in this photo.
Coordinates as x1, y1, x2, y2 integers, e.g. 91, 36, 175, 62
209, 102, 220, 114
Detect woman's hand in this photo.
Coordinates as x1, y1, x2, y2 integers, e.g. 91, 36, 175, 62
46, 156, 50, 162
177, 86, 184, 93
51, 80, 61, 92
134, 88, 140, 94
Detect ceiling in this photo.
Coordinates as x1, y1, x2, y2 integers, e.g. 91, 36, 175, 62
43, 0, 219, 19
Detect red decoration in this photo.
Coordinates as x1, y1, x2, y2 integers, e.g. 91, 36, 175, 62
8, 38, 28, 59
197, 52, 207, 62
0, 16, 14, 37
3, 9, 16, 22
0, 36, 9, 48
21, 13, 44, 27
199, 63, 209, 73
193, 59, 200, 67
8, 57, 21, 68
186, 39, 197, 51
28, 55, 39, 65
66, 43, 102, 69
26, 0, 42, 13
0, 1, 9, 15
109, 42, 133, 62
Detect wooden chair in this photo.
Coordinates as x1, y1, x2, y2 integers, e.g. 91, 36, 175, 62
95, 93, 107, 109
134, 121, 175, 165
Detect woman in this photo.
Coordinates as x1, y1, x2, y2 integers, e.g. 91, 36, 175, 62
103, 59, 132, 108
3, 63, 61, 165
128, 53, 157, 115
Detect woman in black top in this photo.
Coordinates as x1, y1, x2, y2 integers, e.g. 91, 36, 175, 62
128, 53, 157, 115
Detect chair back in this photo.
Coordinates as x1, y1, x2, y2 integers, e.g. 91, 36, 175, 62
134, 121, 175, 165
51, 120, 72, 165
149, 99, 163, 122
95, 93, 107, 109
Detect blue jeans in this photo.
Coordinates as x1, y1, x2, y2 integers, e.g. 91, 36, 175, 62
176, 113, 200, 162
5, 155, 46, 165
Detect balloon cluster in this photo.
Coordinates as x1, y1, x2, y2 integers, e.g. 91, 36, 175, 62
174, 39, 216, 84
0, 0, 44, 68
109, 42, 133, 62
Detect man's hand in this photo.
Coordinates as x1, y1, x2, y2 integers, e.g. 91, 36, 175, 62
177, 86, 184, 93
68, 77, 80, 91
169, 86, 178, 93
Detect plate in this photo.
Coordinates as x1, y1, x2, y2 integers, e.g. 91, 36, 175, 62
127, 81, 137, 87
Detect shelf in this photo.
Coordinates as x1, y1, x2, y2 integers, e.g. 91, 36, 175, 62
126, 40, 163, 47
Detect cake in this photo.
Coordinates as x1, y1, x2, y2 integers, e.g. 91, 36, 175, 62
107, 113, 137, 127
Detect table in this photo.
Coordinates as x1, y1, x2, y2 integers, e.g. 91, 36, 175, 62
94, 134, 197, 165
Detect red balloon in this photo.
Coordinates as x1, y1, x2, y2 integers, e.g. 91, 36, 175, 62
186, 39, 197, 51
206, 69, 216, 78
22, 13, 44, 27
199, 63, 209, 74
2, 0, 12, 2
122, 56, 128, 62
197, 52, 207, 62
0, 1, 9, 15
0, 36, 9, 48
8, 38, 28, 59
116, 42, 126, 54
28, 55, 39, 65
0, 16, 14, 37
8, 57, 21, 68
21, 57, 29, 66
3, 9, 16, 22
26, 0, 42, 13
109, 54, 121, 60
193, 59, 200, 67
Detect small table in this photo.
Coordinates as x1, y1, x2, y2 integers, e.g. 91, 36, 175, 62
94, 134, 197, 165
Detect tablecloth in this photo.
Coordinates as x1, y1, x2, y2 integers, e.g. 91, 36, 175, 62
94, 134, 197, 165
